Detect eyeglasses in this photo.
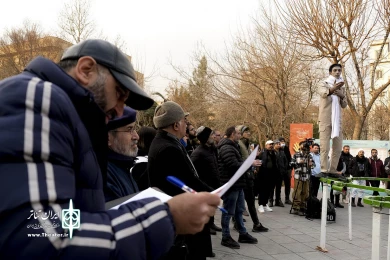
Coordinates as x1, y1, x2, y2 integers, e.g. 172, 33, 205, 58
215, 134, 221, 137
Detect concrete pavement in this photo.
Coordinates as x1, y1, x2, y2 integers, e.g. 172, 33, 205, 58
208, 191, 389, 260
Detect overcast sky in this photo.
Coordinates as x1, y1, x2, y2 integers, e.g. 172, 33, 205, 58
1, 0, 260, 96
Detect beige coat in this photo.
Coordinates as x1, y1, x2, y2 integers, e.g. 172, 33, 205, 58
318, 82, 347, 129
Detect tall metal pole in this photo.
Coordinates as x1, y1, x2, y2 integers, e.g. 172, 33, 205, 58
318, 181, 328, 252
372, 207, 381, 260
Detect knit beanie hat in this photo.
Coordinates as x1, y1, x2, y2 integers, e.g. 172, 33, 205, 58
196, 126, 213, 144
153, 101, 189, 128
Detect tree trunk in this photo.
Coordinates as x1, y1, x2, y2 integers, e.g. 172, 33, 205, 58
351, 115, 367, 140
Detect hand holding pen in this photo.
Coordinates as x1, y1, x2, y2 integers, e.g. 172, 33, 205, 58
167, 176, 228, 214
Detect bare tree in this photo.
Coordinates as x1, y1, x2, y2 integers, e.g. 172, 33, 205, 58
202, 7, 321, 143
165, 6, 322, 144
167, 56, 216, 127
0, 20, 67, 79
57, 0, 95, 43
275, 0, 390, 139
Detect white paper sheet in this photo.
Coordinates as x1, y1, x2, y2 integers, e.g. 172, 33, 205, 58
211, 146, 259, 197
110, 188, 172, 210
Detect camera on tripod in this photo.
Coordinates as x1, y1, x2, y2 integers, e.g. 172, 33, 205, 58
300, 138, 315, 153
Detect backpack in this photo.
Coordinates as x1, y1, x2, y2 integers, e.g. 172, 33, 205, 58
319, 198, 336, 222
306, 196, 321, 219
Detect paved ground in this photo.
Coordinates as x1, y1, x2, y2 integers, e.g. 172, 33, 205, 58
208, 189, 390, 260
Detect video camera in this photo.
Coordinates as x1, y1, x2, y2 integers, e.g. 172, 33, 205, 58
300, 138, 315, 153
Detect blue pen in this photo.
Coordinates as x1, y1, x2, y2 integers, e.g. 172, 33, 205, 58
167, 176, 228, 214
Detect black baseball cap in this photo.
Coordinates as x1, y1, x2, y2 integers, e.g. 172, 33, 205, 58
61, 39, 154, 110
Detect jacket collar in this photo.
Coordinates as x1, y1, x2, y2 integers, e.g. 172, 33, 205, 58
218, 138, 238, 148
157, 129, 180, 142
107, 149, 136, 168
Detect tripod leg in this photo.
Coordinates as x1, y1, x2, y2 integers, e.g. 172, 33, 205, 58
290, 178, 302, 214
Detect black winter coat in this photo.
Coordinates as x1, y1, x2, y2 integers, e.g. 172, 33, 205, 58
283, 145, 292, 169
218, 138, 247, 190
349, 156, 371, 177
191, 144, 221, 189
148, 130, 212, 259
275, 149, 288, 176
258, 149, 278, 174
340, 151, 354, 176
148, 130, 211, 195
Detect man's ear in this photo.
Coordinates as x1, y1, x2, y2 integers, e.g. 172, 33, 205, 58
73, 56, 98, 87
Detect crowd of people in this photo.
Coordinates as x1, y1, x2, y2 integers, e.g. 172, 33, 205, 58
2, 39, 390, 259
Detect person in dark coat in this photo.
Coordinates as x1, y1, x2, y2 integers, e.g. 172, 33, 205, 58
330, 153, 346, 208
185, 122, 198, 155
137, 126, 157, 156
272, 139, 289, 207
131, 126, 157, 190
340, 145, 354, 203
236, 125, 268, 233
191, 126, 222, 234
368, 149, 386, 196
218, 126, 259, 249
104, 107, 140, 202
279, 137, 293, 204
349, 149, 370, 207
256, 140, 278, 213
148, 101, 215, 260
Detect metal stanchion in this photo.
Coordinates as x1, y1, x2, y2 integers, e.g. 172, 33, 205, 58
349, 187, 352, 241
387, 209, 390, 260
371, 207, 381, 260
317, 181, 328, 252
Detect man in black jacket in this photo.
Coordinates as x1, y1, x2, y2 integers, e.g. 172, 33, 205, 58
236, 125, 269, 232
279, 137, 293, 204
349, 149, 370, 207
148, 101, 216, 259
340, 145, 354, 202
272, 139, 289, 207
191, 126, 222, 234
257, 140, 278, 213
186, 123, 198, 155
218, 126, 260, 249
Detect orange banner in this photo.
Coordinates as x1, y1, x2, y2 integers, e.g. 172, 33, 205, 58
289, 123, 313, 187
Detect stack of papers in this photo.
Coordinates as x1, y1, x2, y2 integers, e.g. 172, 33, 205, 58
110, 188, 172, 209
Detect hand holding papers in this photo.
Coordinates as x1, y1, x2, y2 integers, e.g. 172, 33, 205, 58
211, 146, 259, 197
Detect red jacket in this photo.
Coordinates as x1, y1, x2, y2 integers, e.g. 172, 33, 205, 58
369, 157, 386, 178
